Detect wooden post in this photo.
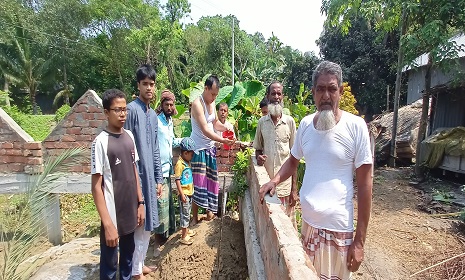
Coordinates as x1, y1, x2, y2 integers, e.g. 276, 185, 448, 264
386, 85, 390, 111
415, 54, 432, 179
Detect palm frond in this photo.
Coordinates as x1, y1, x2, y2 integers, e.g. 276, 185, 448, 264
0, 147, 87, 280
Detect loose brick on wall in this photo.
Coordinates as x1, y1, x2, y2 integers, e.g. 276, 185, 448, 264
23, 142, 41, 150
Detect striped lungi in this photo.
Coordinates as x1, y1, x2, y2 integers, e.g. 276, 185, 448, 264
301, 222, 353, 280
192, 147, 219, 213
154, 177, 170, 235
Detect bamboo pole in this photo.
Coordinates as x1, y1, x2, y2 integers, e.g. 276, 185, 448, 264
389, 7, 408, 167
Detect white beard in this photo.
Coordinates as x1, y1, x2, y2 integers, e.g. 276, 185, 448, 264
268, 103, 283, 117
315, 110, 336, 131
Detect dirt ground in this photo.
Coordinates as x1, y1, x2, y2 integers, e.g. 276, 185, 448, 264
354, 167, 465, 280
84, 215, 248, 280
4, 166, 465, 279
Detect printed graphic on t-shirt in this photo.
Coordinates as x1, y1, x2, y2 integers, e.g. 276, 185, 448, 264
180, 166, 193, 186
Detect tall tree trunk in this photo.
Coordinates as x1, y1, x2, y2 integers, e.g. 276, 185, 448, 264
63, 49, 69, 105
389, 7, 407, 167
146, 37, 152, 65
3, 74, 10, 107
167, 63, 177, 92
414, 54, 432, 179
31, 88, 37, 115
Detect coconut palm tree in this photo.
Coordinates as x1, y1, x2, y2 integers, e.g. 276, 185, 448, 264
53, 85, 74, 108
0, 147, 86, 280
0, 25, 54, 114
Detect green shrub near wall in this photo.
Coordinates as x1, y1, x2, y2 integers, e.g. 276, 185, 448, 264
54, 104, 71, 122
2, 105, 55, 141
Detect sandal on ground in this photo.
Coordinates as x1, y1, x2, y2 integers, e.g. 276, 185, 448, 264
187, 229, 197, 237
179, 236, 194, 245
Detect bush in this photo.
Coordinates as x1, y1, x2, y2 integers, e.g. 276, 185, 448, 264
55, 104, 71, 122
227, 148, 253, 211
340, 82, 359, 115
0, 90, 10, 107
2, 105, 55, 141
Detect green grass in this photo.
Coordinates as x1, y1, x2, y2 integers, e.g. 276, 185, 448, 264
2, 106, 55, 141
296, 208, 302, 233
0, 194, 29, 230
20, 115, 55, 141
373, 175, 386, 184
60, 194, 100, 241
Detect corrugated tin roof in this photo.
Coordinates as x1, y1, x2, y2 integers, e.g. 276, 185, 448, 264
403, 33, 465, 72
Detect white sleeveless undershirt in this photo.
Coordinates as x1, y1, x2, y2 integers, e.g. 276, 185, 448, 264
190, 95, 215, 152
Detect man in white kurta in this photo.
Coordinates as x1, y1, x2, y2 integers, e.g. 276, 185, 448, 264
254, 81, 297, 229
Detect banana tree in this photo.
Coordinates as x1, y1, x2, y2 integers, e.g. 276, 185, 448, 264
179, 77, 266, 141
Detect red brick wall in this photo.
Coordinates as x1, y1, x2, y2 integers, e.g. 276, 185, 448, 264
42, 90, 107, 173
172, 141, 250, 173
1, 92, 245, 174
0, 108, 43, 173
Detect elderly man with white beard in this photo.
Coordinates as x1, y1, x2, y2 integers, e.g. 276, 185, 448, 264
259, 61, 373, 280
253, 81, 297, 229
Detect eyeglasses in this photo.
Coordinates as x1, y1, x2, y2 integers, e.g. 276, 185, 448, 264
109, 107, 127, 114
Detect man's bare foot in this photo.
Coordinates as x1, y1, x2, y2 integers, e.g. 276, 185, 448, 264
142, 265, 157, 274
133, 274, 146, 280
190, 218, 200, 227
205, 212, 217, 221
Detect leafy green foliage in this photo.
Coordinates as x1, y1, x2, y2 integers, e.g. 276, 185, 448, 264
227, 148, 253, 211
284, 83, 316, 127
318, 16, 398, 117
0, 90, 10, 107
2, 105, 54, 141
296, 159, 306, 193
0, 1, 322, 119
54, 104, 71, 122
228, 83, 246, 109
322, 0, 465, 115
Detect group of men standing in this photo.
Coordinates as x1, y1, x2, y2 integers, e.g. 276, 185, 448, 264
256, 61, 373, 280
93, 60, 372, 280
103, 65, 234, 279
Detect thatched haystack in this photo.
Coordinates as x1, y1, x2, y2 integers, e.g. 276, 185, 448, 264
369, 100, 422, 164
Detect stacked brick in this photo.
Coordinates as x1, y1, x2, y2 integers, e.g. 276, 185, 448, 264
0, 108, 43, 173
42, 90, 107, 173
216, 141, 250, 172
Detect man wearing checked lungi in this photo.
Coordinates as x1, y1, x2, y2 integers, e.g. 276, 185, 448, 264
259, 61, 373, 280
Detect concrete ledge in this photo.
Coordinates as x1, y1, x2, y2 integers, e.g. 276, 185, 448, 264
0, 172, 235, 245
240, 189, 266, 280
0, 173, 234, 194
247, 156, 318, 280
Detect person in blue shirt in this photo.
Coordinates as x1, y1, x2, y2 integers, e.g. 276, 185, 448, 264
154, 89, 182, 256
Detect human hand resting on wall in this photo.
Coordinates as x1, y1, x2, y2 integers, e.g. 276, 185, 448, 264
259, 181, 277, 204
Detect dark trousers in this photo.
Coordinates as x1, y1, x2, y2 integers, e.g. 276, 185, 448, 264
99, 226, 135, 280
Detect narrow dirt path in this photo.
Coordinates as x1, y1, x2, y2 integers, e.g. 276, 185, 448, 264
354, 168, 465, 280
